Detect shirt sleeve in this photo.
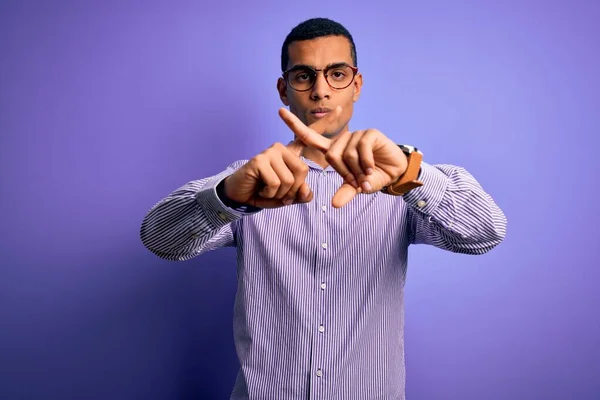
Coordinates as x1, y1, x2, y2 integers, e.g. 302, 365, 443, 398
140, 159, 259, 261
403, 161, 507, 255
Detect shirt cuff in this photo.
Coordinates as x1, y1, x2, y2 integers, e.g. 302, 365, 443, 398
194, 171, 260, 226
401, 161, 449, 215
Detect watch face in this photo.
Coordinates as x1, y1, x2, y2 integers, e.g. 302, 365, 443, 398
399, 144, 422, 155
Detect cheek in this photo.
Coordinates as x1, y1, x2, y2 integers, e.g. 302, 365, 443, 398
288, 104, 310, 125
342, 90, 356, 107
342, 99, 354, 118
287, 93, 308, 109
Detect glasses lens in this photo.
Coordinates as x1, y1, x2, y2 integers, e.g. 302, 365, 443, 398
325, 65, 355, 89
288, 68, 315, 91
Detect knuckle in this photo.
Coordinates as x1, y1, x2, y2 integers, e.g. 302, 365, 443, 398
281, 175, 294, 187
267, 178, 281, 188
255, 153, 267, 162
250, 154, 265, 167
325, 152, 339, 164
343, 151, 358, 163
271, 142, 285, 151
296, 130, 307, 141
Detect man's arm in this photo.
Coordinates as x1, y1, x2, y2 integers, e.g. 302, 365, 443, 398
140, 119, 333, 262
402, 162, 507, 255
140, 160, 257, 261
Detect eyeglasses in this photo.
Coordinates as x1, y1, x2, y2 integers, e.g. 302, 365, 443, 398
282, 63, 358, 92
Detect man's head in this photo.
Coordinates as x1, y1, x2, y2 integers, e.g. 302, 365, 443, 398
277, 18, 362, 138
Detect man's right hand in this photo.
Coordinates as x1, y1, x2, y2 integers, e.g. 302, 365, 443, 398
222, 106, 342, 209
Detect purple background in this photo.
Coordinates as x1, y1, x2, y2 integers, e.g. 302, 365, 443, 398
1, 1, 599, 399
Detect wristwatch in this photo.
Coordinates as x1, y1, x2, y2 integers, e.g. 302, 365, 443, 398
381, 144, 424, 196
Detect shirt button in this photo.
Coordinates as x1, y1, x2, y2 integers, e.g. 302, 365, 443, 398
191, 234, 199, 239
321, 205, 327, 212
321, 242, 328, 249
417, 200, 427, 208
320, 282, 327, 290
218, 212, 228, 220
318, 325, 325, 333
316, 369, 323, 377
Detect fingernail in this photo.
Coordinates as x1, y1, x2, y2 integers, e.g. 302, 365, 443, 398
366, 168, 373, 175
283, 198, 293, 205
362, 181, 372, 191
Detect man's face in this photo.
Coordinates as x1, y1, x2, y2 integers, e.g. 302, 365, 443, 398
277, 35, 362, 138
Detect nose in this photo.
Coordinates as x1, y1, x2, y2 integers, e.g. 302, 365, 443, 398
310, 71, 331, 100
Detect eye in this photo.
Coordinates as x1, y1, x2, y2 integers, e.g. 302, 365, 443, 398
290, 68, 314, 82
329, 69, 347, 80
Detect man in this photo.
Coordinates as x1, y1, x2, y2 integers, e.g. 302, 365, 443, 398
141, 17, 507, 400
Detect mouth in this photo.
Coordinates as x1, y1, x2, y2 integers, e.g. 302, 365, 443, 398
310, 107, 332, 119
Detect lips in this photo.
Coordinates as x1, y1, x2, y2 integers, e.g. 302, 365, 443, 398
310, 107, 332, 119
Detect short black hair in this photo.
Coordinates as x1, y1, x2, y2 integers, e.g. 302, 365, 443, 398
281, 17, 357, 72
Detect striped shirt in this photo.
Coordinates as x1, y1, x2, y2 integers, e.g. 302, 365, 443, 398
140, 156, 507, 400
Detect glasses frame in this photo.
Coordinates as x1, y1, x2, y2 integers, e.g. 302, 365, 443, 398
282, 63, 359, 92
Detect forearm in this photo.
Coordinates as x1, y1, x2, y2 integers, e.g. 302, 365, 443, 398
403, 162, 507, 254
140, 160, 257, 260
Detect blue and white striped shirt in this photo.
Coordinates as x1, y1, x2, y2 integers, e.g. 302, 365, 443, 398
140, 156, 507, 399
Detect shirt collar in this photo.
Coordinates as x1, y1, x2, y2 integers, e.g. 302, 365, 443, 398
300, 156, 336, 172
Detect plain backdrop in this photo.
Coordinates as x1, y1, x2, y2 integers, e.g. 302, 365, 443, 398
1, 1, 599, 399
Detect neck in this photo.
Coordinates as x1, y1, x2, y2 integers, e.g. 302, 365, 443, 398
301, 123, 350, 168
302, 147, 329, 168
302, 124, 350, 169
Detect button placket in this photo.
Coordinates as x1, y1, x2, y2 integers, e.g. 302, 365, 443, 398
307, 167, 330, 397
312, 167, 331, 396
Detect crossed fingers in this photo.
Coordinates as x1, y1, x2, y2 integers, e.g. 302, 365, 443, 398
279, 107, 383, 207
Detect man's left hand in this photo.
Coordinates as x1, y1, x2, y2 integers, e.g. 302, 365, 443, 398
279, 106, 407, 208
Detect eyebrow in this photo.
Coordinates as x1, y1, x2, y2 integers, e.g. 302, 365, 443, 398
289, 62, 350, 70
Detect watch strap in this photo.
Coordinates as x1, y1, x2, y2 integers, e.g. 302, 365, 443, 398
381, 145, 424, 196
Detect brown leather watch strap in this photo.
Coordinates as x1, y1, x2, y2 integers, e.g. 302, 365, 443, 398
381, 149, 424, 196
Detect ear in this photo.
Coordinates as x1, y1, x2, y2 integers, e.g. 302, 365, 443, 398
277, 77, 290, 106
352, 73, 363, 102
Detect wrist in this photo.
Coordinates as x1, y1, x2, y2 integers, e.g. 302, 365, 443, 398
216, 177, 262, 213
216, 177, 237, 207
395, 151, 409, 180
381, 144, 423, 196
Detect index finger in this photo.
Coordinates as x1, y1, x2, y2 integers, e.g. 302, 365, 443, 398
278, 107, 339, 152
